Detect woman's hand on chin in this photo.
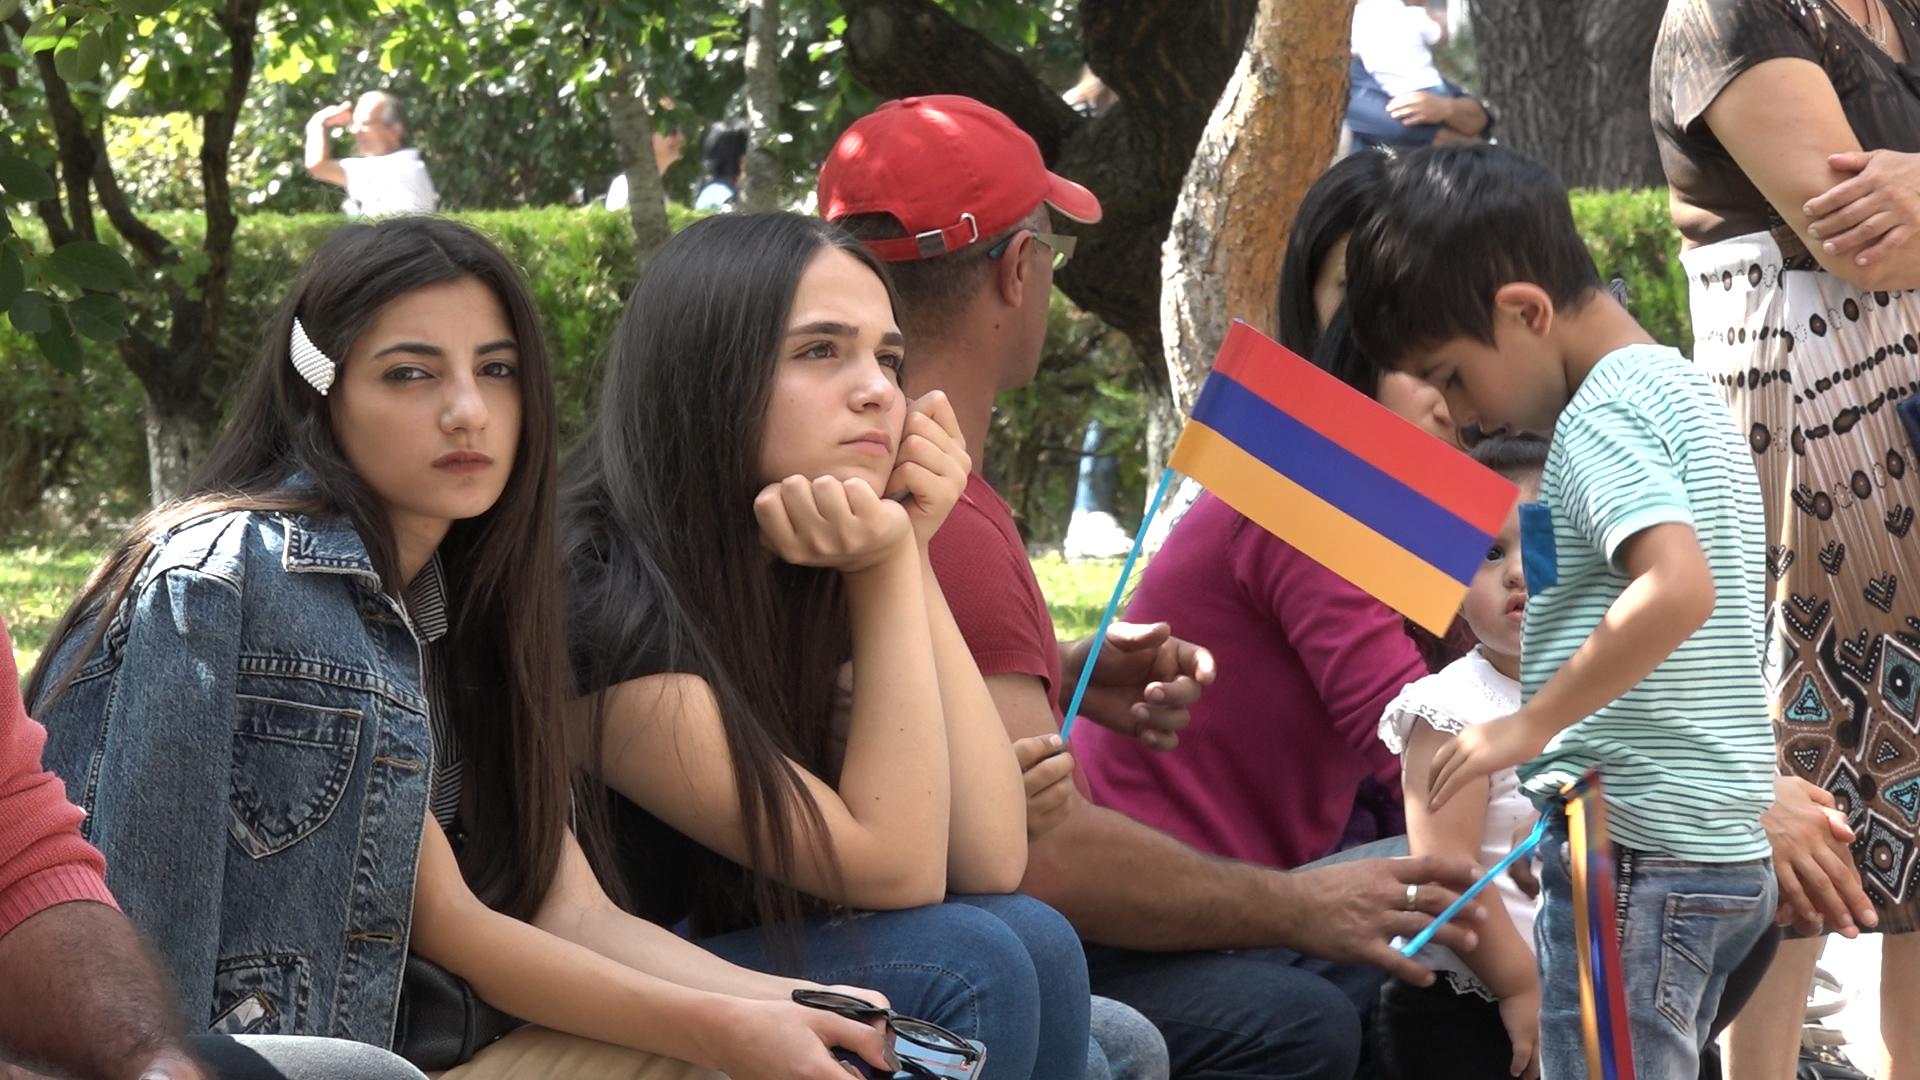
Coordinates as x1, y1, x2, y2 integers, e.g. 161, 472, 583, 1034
887, 390, 972, 550
755, 472, 914, 574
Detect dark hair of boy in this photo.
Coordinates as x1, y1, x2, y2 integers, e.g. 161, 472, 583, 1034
1467, 431, 1550, 482
1345, 143, 1602, 367
29, 216, 574, 922
1305, 303, 1382, 396
1274, 150, 1390, 357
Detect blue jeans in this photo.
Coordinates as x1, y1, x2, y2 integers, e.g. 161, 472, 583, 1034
1090, 994, 1171, 1080
1535, 821, 1776, 1080
1083, 838, 1403, 1080
695, 894, 1091, 1080
192, 1035, 427, 1079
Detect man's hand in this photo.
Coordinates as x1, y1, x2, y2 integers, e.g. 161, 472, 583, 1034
1014, 734, 1077, 840
309, 101, 353, 129
1280, 855, 1485, 987
1386, 91, 1455, 127
1765, 774, 1875, 936
1067, 622, 1215, 751
1427, 710, 1553, 811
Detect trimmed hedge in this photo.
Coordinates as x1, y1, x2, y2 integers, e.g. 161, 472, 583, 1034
1, 207, 689, 531
1, 188, 1695, 538
1571, 188, 1692, 352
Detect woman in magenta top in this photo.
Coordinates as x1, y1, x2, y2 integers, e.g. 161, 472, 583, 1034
1075, 152, 1457, 869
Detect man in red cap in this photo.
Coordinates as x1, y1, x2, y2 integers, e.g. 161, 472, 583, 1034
820, 94, 1486, 1079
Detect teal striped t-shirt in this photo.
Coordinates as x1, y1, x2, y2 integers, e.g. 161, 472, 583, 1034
1519, 343, 1774, 861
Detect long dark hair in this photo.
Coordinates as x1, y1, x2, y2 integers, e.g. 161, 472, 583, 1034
1274, 150, 1391, 357
563, 211, 895, 938
29, 216, 571, 921
1279, 157, 1469, 673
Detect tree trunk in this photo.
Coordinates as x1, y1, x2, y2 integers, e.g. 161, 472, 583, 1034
143, 388, 219, 504
741, 0, 782, 213
1160, 0, 1350, 414
607, 58, 674, 264
1470, 0, 1667, 189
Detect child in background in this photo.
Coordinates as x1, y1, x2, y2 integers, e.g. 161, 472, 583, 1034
1346, 143, 1777, 1079
1350, 0, 1446, 101
1374, 434, 1547, 1080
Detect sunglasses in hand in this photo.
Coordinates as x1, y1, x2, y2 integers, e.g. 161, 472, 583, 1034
792, 989, 987, 1078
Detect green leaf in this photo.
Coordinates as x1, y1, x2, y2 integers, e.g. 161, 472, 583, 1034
67, 291, 129, 342
0, 245, 22, 309
117, 0, 172, 15
0, 0, 20, 20
0, 155, 57, 202
21, 10, 65, 53
34, 314, 82, 375
53, 31, 106, 83
48, 241, 137, 290
9, 289, 53, 335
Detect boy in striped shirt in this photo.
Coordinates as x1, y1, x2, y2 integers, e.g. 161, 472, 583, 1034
1345, 144, 1777, 1079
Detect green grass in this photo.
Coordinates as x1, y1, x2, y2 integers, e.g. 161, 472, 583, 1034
2, 539, 104, 675
3, 543, 1126, 673
1030, 555, 1129, 643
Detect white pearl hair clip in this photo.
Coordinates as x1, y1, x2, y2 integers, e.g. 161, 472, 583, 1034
289, 316, 336, 396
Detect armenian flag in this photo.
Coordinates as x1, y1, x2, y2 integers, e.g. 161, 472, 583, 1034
1167, 321, 1517, 634
1566, 771, 1636, 1080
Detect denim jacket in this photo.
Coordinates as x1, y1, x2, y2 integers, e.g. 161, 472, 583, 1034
35, 509, 433, 1046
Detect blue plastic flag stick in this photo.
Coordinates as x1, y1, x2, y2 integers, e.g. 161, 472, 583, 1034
1059, 467, 1177, 741
1399, 813, 1552, 957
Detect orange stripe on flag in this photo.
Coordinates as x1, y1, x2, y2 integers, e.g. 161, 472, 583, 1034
1171, 421, 1467, 634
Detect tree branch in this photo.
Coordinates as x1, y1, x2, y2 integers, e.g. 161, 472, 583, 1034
87, 129, 175, 266
195, 0, 263, 348
1080, 0, 1254, 152
8, 10, 84, 245
838, 0, 1079, 158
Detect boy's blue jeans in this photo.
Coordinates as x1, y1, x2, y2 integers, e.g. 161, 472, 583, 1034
1535, 819, 1776, 1080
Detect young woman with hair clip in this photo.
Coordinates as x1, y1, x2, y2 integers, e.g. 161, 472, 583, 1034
28, 215, 905, 1080
562, 210, 1097, 1079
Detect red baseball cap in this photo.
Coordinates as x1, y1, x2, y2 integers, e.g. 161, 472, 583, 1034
818, 95, 1102, 262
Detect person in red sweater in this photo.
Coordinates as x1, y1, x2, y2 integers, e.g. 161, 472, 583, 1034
0, 614, 207, 1080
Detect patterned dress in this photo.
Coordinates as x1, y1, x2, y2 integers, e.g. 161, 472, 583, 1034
1653, 0, 1920, 932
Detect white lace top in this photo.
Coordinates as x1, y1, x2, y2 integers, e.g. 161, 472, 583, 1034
1378, 647, 1538, 989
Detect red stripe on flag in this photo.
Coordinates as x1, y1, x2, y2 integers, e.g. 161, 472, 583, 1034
1210, 322, 1515, 535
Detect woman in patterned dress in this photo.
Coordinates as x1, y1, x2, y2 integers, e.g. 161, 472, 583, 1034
1653, 0, 1920, 1075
